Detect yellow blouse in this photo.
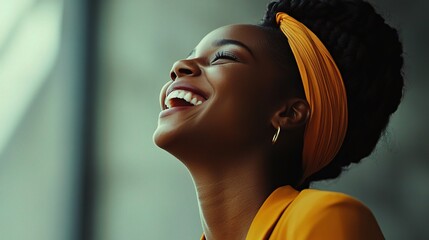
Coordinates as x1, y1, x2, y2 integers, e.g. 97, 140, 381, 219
201, 185, 384, 240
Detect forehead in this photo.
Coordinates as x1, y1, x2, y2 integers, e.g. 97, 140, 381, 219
195, 24, 270, 54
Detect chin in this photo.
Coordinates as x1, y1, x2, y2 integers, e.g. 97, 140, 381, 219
153, 131, 188, 166
153, 125, 211, 164
152, 124, 176, 150
153, 122, 188, 150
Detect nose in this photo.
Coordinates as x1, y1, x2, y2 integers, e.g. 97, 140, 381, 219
170, 59, 201, 81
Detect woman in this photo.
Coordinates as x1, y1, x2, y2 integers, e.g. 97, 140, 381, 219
153, 0, 403, 239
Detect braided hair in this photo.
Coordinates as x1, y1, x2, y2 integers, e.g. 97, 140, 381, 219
259, 0, 404, 187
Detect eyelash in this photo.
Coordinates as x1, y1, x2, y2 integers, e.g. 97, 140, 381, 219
212, 51, 239, 62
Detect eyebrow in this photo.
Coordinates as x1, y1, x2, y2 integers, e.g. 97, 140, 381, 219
186, 38, 255, 58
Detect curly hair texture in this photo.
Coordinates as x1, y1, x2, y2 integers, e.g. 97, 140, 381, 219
259, 0, 404, 186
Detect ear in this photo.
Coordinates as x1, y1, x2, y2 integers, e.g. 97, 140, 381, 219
271, 98, 310, 130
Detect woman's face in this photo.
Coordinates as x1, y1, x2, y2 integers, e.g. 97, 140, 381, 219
153, 24, 294, 163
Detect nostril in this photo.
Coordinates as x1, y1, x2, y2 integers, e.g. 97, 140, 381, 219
179, 68, 193, 75
170, 71, 177, 81
170, 68, 193, 81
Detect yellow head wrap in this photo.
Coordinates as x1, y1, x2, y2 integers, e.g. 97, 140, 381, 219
275, 12, 348, 182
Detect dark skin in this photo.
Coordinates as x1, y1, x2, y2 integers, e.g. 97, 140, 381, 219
153, 24, 310, 240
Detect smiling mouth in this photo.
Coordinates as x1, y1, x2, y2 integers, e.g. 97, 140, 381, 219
164, 89, 206, 109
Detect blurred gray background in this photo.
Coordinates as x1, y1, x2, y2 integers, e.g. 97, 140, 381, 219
0, 0, 428, 240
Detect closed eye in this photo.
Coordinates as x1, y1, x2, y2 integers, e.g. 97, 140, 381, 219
212, 51, 239, 63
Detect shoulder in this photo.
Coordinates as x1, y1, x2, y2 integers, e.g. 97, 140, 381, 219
293, 188, 370, 214
273, 189, 384, 239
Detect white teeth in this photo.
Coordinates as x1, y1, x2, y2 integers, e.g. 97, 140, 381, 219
165, 89, 206, 108
178, 91, 185, 99
184, 92, 192, 102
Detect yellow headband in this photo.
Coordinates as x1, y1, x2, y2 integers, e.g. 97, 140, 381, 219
275, 12, 348, 181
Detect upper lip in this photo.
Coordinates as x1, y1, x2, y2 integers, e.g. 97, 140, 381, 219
163, 81, 208, 109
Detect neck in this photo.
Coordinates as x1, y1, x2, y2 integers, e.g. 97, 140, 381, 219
188, 152, 273, 240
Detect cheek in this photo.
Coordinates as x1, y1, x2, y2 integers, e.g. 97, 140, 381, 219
205, 67, 275, 139
209, 65, 265, 97
214, 66, 275, 113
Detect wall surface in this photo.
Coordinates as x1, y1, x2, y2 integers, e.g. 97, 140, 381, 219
0, 0, 82, 239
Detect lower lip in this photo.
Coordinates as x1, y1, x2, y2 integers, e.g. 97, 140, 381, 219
159, 106, 194, 118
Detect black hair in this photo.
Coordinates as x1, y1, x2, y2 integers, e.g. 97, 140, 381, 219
259, 0, 404, 187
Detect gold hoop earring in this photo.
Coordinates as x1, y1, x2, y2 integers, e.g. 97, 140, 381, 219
272, 126, 281, 144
